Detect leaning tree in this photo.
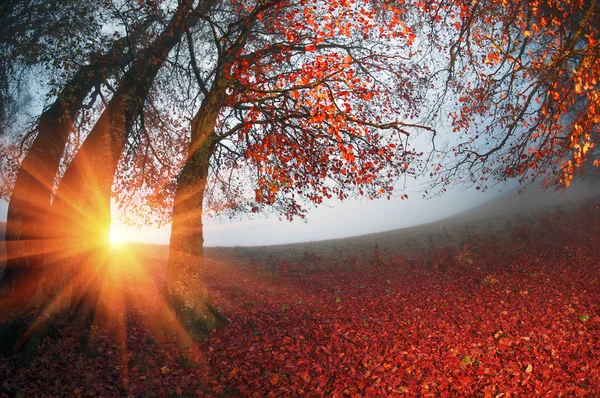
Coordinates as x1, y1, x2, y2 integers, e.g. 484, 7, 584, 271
0, 14, 159, 312
0, 0, 139, 308
0, 0, 173, 355
45, 0, 224, 321
104, 0, 434, 345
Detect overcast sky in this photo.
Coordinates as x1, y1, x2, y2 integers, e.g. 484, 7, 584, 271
199, 184, 510, 246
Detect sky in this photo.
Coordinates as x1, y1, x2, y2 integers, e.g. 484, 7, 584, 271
0, 181, 514, 247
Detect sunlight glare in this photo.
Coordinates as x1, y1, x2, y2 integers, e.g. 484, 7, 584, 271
109, 227, 127, 245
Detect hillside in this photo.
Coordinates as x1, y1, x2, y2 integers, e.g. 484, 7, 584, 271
445, 179, 600, 222
3, 189, 600, 396
1, 181, 599, 269
205, 180, 600, 264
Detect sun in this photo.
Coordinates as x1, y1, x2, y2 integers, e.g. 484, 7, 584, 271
109, 228, 127, 245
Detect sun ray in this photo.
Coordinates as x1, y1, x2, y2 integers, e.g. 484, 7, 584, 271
3, 213, 210, 381
1, 239, 52, 262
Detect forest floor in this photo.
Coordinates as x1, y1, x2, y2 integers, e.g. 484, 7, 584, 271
1, 198, 600, 396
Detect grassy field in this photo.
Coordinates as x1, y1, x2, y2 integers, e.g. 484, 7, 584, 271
1, 181, 598, 269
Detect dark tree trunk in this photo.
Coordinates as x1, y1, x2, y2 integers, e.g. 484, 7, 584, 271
162, 4, 252, 344
163, 88, 228, 347
47, 4, 191, 319
0, 31, 144, 312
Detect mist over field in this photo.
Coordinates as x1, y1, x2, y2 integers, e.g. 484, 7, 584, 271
447, 179, 600, 222
82, 179, 600, 247
1, 178, 600, 248
196, 178, 600, 265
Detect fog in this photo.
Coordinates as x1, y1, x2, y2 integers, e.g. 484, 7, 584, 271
197, 184, 511, 246
106, 177, 518, 246
2, 177, 598, 246
0, 183, 500, 245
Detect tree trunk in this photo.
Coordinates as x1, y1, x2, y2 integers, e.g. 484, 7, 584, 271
0, 30, 144, 311
162, 1, 252, 344
47, 4, 191, 318
163, 89, 228, 347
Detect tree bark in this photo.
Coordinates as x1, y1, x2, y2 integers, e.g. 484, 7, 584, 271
0, 29, 145, 311
47, 3, 191, 317
163, 2, 254, 344
164, 88, 228, 346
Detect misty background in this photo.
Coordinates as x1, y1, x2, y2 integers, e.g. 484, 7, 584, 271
1, 178, 598, 247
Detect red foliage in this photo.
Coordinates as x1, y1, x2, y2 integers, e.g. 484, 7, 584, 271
413, 0, 600, 192
2, 200, 600, 396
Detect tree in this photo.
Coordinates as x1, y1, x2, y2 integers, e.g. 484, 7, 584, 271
0, 0, 149, 310
0, 1, 225, 356
408, 0, 599, 193
143, 0, 433, 344
0, 0, 103, 133
0, 18, 155, 312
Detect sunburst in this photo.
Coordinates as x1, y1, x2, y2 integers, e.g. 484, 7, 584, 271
109, 226, 127, 245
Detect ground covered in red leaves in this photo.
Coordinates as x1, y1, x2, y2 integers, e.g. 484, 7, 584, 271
1, 200, 599, 397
